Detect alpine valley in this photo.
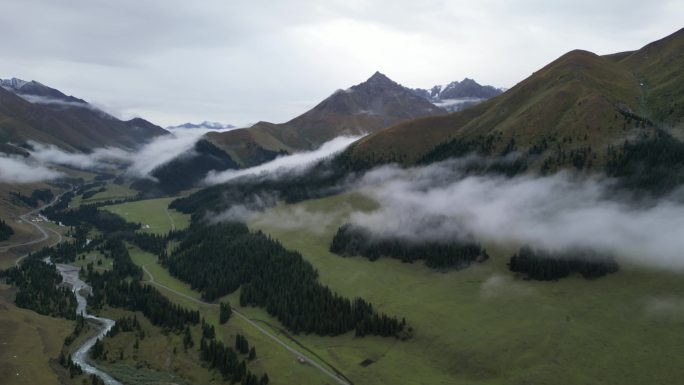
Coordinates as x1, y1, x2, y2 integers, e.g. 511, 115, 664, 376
1, 21, 684, 385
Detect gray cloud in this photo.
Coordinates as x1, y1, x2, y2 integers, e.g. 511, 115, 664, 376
347, 160, 684, 270
0, 1, 680, 126
0, 155, 63, 183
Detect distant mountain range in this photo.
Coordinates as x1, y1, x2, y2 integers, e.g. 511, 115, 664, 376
0, 77, 167, 153
410, 78, 504, 112
170, 121, 236, 130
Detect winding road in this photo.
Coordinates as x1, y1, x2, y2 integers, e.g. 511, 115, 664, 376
0, 192, 67, 267
140, 265, 351, 385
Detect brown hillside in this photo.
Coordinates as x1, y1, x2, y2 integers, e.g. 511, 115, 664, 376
204, 72, 445, 165
345, 29, 684, 168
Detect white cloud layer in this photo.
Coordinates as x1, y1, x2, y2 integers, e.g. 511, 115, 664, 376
25, 127, 230, 179
349, 160, 684, 270
29, 141, 128, 169
124, 127, 221, 179
204, 135, 362, 185
0, 155, 63, 183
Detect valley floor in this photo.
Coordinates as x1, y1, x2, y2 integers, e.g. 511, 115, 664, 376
247, 192, 684, 385
5, 190, 684, 385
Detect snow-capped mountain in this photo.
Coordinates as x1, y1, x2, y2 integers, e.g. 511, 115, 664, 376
411, 78, 504, 112
1, 77, 89, 106
170, 121, 236, 130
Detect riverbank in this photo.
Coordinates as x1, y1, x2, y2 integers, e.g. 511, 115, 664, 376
57, 264, 122, 385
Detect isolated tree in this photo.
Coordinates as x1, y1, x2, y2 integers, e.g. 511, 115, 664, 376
220, 301, 232, 324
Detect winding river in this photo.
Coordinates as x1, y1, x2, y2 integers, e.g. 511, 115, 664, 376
56, 263, 122, 385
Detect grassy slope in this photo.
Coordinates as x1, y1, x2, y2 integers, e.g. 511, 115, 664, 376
0, 283, 73, 385
102, 197, 190, 234
0, 221, 65, 270
346, 29, 684, 168
347, 50, 642, 167
247, 192, 684, 385
619, 28, 684, 127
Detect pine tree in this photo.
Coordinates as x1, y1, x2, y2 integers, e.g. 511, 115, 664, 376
220, 302, 232, 324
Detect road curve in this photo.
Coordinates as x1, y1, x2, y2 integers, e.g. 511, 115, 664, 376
164, 208, 176, 231
140, 265, 351, 385
0, 192, 68, 267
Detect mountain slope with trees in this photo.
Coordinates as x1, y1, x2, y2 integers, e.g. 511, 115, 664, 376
343, 28, 684, 173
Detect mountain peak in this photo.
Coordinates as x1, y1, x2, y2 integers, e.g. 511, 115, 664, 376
171, 121, 236, 130
365, 71, 395, 85
0, 77, 30, 91
369, 70, 387, 79
1, 77, 87, 106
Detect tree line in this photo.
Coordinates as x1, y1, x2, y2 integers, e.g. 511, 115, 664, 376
200, 338, 267, 385
0, 219, 13, 241
607, 129, 684, 195
0, 258, 77, 319
43, 203, 140, 233
169, 154, 363, 216
330, 223, 487, 269
509, 246, 619, 281
10, 188, 54, 208
158, 222, 408, 338
83, 238, 199, 331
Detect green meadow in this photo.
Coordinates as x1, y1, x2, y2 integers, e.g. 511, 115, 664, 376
103, 197, 190, 234
245, 192, 684, 385
127, 245, 334, 385
81, 189, 684, 384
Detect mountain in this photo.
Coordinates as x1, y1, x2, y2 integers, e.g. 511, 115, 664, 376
344, 28, 684, 172
170, 121, 236, 130
0, 78, 167, 152
204, 72, 446, 166
132, 139, 240, 195
411, 78, 504, 112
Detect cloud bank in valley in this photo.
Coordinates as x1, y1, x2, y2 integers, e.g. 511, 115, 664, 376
204, 135, 362, 185
0, 155, 63, 183
123, 127, 220, 179
29, 141, 128, 170
24, 127, 230, 180
346, 160, 684, 270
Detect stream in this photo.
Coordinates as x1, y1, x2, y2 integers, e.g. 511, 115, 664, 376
56, 263, 122, 385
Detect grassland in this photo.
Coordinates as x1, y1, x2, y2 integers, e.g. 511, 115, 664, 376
110, 194, 342, 385
128, 246, 335, 385
71, 182, 138, 207
0, 283, 73, 385
103, 198, 190, 234
245, 192, 684, 385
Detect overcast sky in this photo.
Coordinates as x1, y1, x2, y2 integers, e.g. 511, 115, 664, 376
0, 0, 681, 127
